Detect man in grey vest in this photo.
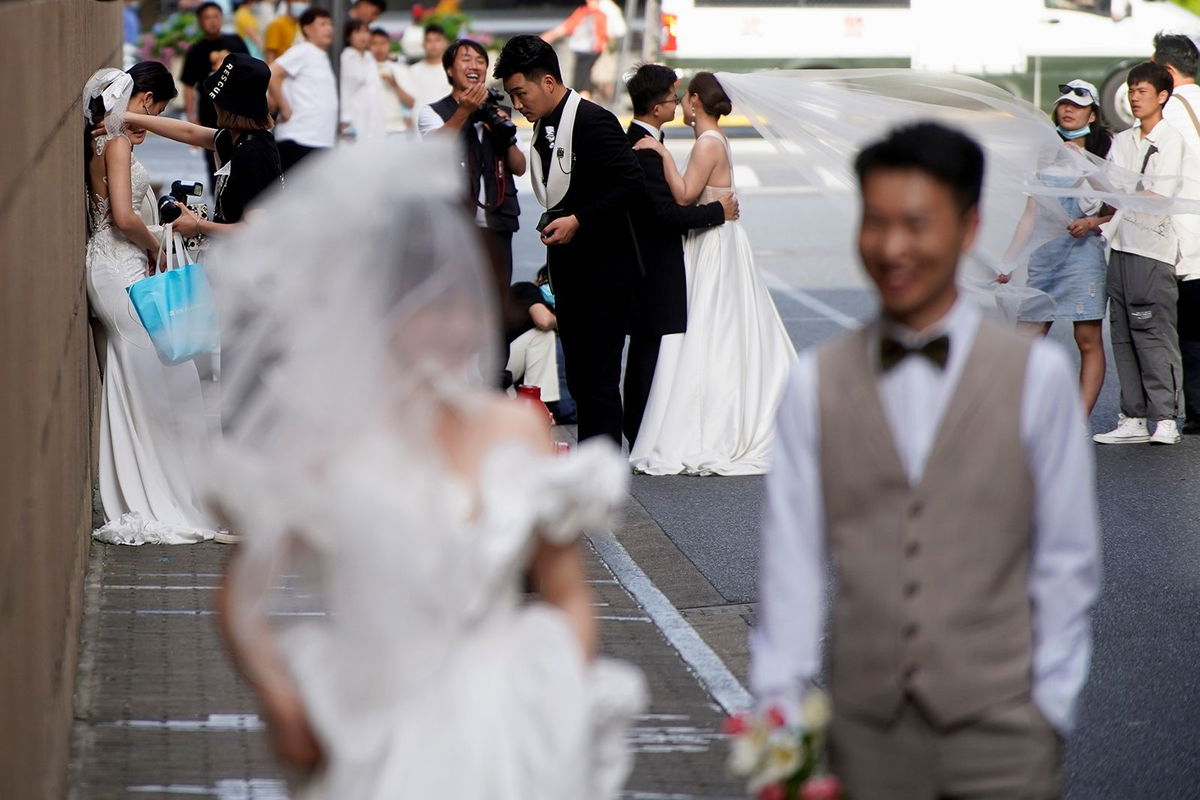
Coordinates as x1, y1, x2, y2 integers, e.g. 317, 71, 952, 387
750, 123, 1102, 799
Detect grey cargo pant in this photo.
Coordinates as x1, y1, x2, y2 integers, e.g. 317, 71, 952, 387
1108, 250, 1182, 422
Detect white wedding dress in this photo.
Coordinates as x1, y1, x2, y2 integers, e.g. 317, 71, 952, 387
213, 435, 646, 800
630, 130, 797, 476
86, 146, 214, 544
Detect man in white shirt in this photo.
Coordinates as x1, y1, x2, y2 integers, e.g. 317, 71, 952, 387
1095, 61, 1187, 445
1153, 33, 1200, 435
418, 39, 526, 299
751, 122, 1101, 799
407, 24, 452, 123
267, 6, 337, 172
370, 27, 414, 137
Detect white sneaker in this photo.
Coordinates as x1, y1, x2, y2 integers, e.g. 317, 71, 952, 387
1150, 419, 1182, 445
213, 529, 242, 545
1093, 415, 1151, 444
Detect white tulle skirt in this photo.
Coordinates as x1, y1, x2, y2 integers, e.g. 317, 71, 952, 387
289, 604, 646, 800
629, 220, 796, 476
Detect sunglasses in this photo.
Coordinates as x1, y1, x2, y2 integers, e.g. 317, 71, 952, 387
1058, 84, 1094, 102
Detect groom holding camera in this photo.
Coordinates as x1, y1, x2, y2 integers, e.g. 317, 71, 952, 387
419, 38, 527, 299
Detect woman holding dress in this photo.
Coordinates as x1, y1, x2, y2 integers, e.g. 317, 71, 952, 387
84, 64, 218, 545
1004, 79, 1113, 415
628, 72, 796, 476
205, 142, 645, 798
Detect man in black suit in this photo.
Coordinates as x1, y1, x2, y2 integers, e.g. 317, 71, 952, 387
622, 64, 738, 446
494, 35, 645, 444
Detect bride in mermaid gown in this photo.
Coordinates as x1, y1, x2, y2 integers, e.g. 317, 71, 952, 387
84, 65, 215, 545
205, 142, 645, 798
629, 72, 796, 476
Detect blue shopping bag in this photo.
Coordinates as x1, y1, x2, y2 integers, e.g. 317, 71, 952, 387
127, 225, 220, 365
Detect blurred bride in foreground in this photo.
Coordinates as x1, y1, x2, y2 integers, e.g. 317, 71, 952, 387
203, 142, 645, 798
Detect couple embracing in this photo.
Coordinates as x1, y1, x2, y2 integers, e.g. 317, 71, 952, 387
496, 35, 794, 474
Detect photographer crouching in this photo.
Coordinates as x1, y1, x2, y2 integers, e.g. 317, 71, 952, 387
417, 39, 526, 301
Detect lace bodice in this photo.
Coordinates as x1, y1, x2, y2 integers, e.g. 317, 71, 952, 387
88, 155, 151, 235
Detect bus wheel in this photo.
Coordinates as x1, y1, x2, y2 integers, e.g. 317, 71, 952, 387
1102, 64, 1135, 129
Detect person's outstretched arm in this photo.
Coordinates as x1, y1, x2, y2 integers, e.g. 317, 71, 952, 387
122, 111, 218, 150
633, 134, 721, 206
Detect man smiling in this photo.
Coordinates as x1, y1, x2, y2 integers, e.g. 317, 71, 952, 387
752, 123, 1101, 799
419, 39, 526, 298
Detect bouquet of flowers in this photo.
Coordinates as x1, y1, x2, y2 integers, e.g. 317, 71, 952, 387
724, 690, 844, 800
137, 12, 200, 66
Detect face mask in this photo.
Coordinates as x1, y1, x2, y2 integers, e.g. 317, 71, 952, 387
539, 284, 555, 306
1057, 124, 1090, 140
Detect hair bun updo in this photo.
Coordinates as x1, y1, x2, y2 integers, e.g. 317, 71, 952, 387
688, 71, 732, 118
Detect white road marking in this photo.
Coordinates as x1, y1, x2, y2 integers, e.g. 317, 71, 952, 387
104, 714, 264, 731
588, 531, 753, 714
127, 779, 289, 798
762, 269, 859, 330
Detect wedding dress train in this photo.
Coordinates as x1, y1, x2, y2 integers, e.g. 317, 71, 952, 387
630, 130, 797, 476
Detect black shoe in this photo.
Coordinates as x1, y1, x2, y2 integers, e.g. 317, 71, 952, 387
1183, 419, 1200, 435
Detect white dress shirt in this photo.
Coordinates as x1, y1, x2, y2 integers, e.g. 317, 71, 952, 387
1160, 82, 1200, 280
1106, 120, 1187, 266
631, 119, 662, 142
750, 298, 1102, 735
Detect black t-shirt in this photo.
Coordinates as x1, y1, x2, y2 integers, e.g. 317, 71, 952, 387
181, 35, 250, 126
213, 128, 283, 224
504, 281, 549, 343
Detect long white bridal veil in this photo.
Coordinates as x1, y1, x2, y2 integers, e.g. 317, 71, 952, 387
191, 141, 499, 692
717, 69, 1200, 319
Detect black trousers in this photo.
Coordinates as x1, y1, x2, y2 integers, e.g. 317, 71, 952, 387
278, 140, 324, 174
554, 280, 632, 445
480, 228, 514, 304
572, 51, 600, 94
1179, 277, 1200, 426
623, 333, 663, 448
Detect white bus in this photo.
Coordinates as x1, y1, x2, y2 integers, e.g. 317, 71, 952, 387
658, 0, 1200, 123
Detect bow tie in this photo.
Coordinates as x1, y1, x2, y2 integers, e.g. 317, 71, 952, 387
880, 335, 951, 372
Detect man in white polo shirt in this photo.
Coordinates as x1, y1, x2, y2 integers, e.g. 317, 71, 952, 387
268, 6, 337, 172
1153, 32, 1200, 435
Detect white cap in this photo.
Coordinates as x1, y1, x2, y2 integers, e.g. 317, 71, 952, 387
1055, 79, 1099, 107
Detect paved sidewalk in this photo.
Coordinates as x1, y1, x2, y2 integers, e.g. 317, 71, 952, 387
68, 514, 745, 799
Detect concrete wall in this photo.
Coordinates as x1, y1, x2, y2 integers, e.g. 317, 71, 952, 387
0, 1, 121, 797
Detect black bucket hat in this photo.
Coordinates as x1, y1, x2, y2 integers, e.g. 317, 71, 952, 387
204, 53, 270, 120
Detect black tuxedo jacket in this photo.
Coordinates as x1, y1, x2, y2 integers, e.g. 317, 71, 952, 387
538, 98, 645, 294
626, 123, 724, 337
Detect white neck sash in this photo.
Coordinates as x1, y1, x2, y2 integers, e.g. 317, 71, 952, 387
530, 90, 582, 209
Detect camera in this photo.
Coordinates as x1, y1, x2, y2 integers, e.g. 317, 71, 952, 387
480, 88, 518, 150
158, 180, 203, 224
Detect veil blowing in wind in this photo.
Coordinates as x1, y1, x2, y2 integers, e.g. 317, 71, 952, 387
197, 141, 646, 799
716, 69, 1200, 320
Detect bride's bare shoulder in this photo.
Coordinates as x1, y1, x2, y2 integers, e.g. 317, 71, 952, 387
469, 393, 555, 453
